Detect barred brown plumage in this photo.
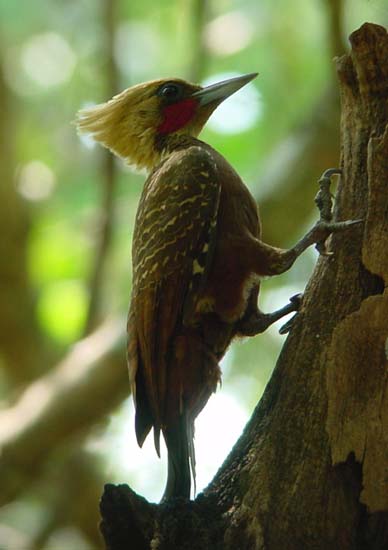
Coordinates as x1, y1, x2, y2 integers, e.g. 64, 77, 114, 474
132, 146, 219, 299
77, 73, 359, 501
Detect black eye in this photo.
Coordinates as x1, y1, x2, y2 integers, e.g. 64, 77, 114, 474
158, 83, 182, 101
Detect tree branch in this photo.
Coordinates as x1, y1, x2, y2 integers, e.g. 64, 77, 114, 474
0, 317, 127, 505
100, 23, 388, 550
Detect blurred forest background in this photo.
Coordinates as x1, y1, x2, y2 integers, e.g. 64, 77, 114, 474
0, 0, 387, 548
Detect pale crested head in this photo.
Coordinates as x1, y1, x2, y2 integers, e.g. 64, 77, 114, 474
76, 79, 200, 172
76, 73, 257, 172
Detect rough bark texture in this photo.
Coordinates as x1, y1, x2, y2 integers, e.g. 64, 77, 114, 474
100, 23, 388, 549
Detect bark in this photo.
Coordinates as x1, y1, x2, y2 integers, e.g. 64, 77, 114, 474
99, 23, 388, 550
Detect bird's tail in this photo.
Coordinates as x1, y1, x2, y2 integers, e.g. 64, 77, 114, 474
160, 330, 221, 501
162, 411, 195, 501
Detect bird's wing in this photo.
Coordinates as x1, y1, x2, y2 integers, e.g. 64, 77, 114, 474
128, 145, 220, 452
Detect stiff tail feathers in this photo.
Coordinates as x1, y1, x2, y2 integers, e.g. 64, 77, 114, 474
186, 417, 196, 496
162, 411, 195, 501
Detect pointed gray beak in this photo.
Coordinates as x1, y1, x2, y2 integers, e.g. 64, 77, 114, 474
192, 72, 258, 106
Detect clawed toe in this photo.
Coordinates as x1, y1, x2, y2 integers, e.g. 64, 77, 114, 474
279, 314, 298, 335
238, 293, 304, 337
315, 242, 334, 256
278, 293, 303, 334
314, 218, 363, 256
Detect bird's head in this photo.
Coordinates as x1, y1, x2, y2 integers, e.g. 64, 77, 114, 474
76, 73, 257, 171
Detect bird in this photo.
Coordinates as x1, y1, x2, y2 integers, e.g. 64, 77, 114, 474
76, 73, 357, 501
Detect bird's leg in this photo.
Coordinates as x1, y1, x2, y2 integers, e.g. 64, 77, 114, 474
237, 293, 302, 337
238, 169, 362, 337
255, 169, 363, 276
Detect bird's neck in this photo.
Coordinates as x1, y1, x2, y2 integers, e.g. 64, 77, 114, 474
153, 133, 203, 168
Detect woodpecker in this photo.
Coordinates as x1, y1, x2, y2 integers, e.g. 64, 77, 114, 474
77, 73, 358, 501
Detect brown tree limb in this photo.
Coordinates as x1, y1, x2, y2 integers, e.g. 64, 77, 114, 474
100, 23, 388, 550
0, 317, 127, 506
84, 0, 119, 334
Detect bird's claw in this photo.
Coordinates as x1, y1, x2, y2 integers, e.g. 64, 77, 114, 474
319, 168, 342, 180
314, 168, 341, 223
279, 293, 303, 335
315, 242, 334, 256
279, 316, 297, 334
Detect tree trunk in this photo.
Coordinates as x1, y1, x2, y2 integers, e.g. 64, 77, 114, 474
0, 49, 43, 382
99, 23, 388, 550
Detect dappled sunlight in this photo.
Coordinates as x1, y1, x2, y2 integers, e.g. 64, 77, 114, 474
17, 160, 56, 201
21, 32, 76, 88
37, 279, 88, 343
204, 11, 255, 56
115, 21, 162, 79
4, 32, 76, 96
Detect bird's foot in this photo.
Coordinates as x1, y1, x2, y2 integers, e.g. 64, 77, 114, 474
238, 293, 302, 337
313, 168, 363, 255
292, 169, 363, 258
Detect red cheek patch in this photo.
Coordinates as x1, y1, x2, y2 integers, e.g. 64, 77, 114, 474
158, 99, 198, 135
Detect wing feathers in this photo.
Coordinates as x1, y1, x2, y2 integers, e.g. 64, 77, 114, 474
129, 145, 220, 454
